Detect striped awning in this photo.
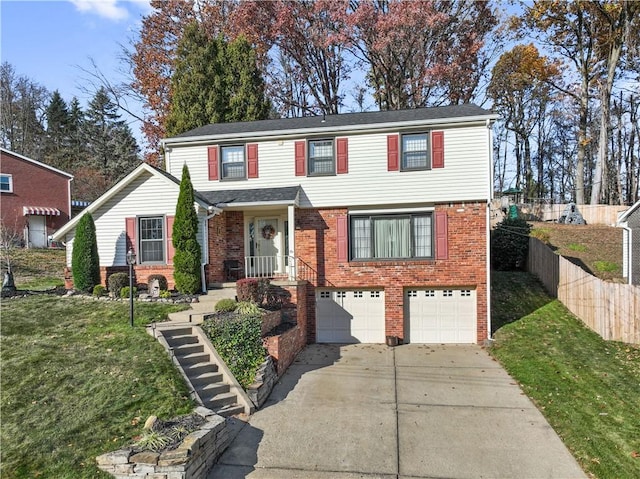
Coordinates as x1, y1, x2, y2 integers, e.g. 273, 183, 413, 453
23, 206, 61, 216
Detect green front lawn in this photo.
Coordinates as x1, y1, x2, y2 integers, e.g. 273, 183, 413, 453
0, 296, 193, 478
490, 271, 640, 479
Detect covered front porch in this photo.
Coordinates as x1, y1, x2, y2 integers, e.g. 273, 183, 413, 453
202, 186, 305, 285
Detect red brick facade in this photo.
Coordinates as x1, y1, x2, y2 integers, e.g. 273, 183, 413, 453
293, 203, 488, 343
206, 203, 488, 344
0, 149, 71, 243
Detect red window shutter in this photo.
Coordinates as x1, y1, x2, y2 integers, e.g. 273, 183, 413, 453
125, 217, 136, 257
166, 216, 175, 264
294, 140, 306, 176
432, 131, 444, 168
435, 211, 448, 260
208, 146, 219, 180
387, 135, 399, 171
336, 138, 348, 174
247, 143, 259, 178
336, 215, 348, 262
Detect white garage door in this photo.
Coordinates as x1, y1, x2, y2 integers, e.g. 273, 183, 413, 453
405, 289, 477, 343
316, 289, 385, 343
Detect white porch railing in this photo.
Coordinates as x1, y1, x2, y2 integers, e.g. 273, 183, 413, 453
242, 255, 318, 282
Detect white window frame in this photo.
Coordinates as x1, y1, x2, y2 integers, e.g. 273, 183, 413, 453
401, 133, 430, 171
220, 145, 246, 180
308, 139, 335, 176
139, 216, 165, 264
350, 212, 434, 260
0, 174, 13, 193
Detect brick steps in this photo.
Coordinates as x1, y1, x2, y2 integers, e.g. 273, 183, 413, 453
156, 326, 245, 418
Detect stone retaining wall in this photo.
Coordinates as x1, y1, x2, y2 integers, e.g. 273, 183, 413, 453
247, 356, 278, 408
96, 407, 230, 479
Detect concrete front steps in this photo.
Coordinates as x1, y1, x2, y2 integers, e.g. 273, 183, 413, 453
167, 285, 236, 323
151, 324, 254, 417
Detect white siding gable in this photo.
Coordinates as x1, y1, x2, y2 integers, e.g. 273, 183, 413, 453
63, 170, 206, 267
167, 123, 491, 208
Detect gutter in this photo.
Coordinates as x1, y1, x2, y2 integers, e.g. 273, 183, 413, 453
162, 115, 499, 148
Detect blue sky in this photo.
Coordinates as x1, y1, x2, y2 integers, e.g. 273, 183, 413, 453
1, 0, 151, 133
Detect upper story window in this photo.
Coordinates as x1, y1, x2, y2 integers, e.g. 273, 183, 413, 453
139, 216, 164, 263
0, 174, 13, 193
401, 133, 429, 170
350, 213, 433, 260
221, 145, 246, 180
308, 139, 335, 176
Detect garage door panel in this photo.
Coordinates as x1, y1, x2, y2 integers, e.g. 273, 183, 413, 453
406, 289, 476, 344
316, 289, 385, 343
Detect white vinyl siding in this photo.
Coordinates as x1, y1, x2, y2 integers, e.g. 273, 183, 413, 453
167, 124, 490, 208
62, 170, 206, 267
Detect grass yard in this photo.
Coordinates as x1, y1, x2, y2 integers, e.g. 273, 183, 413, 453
0, 296, 192, 478
491, 271, 640, 479
2, 248, 67, 290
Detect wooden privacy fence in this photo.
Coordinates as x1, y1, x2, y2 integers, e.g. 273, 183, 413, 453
527, 237, 640, 344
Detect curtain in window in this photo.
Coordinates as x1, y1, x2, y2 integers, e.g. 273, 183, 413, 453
413, 215, 432, 257
374, 217, 410, 258
351, 217, 371, 259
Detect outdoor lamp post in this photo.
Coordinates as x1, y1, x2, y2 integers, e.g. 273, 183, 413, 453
126, 249, 136, 327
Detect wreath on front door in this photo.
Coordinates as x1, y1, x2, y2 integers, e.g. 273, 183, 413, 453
261, 224, 276, 240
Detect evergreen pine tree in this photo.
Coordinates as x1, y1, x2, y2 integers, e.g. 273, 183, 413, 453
43, 90, 71, 171
72, 213, 100, 292
173, 164, 201, 294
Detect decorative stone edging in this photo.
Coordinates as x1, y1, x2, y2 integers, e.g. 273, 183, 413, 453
96, 407, 230, 479
247, 356, 278, 408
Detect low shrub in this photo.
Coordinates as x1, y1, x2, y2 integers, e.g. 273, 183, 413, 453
147, 274, 168, 291
120, 286, 137, 298
215, 298, 237, 312
92, 285, 107, 297
108, 272, 129, 296
235, 301, 261, 316
201, 314, 266, 389
237, 278, 259, 303
159, 290, 172, 299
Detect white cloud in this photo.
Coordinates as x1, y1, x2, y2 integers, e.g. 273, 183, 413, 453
69, 0, 130, 21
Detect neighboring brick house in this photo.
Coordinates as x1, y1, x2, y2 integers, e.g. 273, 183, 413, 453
54, 104, 497, 344
1, 148, 72, 247
617, 200, 640, 286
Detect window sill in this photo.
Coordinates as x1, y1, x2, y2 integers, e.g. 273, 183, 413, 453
348, 259, 435, 267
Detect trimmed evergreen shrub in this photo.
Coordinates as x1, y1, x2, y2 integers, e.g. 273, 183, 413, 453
147, 274, 168, 291
491, 217, 532, 271
215, 298, 237, 312
120, 286, 137, 298
173, 165, 201, 294
108, 272, 129, 296
71, 213, 100, 292
92, 285, 107, 297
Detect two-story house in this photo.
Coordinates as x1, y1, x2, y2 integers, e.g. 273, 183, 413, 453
1, 148, 73, 247
54, 104, 497, 344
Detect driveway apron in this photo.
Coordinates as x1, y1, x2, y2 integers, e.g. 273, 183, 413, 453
209, 344, 586, 479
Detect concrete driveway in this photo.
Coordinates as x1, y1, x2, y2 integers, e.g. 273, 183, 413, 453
209, 344, 586, 479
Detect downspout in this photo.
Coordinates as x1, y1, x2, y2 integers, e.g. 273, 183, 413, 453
486, 118, 494, 342
623, 226, 632, 285
202, 208, 220, 293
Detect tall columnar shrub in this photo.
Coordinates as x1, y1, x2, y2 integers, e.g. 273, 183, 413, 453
71, 213, 100, 292
173, 165, 201, 294
490, 217, 532, 271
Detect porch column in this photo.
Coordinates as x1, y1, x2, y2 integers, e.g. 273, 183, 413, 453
288, 204, 296, 280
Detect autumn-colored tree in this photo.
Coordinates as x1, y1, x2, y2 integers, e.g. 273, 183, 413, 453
489, 44, 559, 200
344, 0, 497, 110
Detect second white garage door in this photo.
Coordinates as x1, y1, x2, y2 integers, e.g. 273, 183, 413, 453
316, 289, 385, 343
405, 289, 477, 343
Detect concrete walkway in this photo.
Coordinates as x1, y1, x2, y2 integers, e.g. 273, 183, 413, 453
209, 343, 586, 479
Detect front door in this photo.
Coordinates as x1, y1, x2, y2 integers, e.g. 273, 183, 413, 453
254, 218, 279, 276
